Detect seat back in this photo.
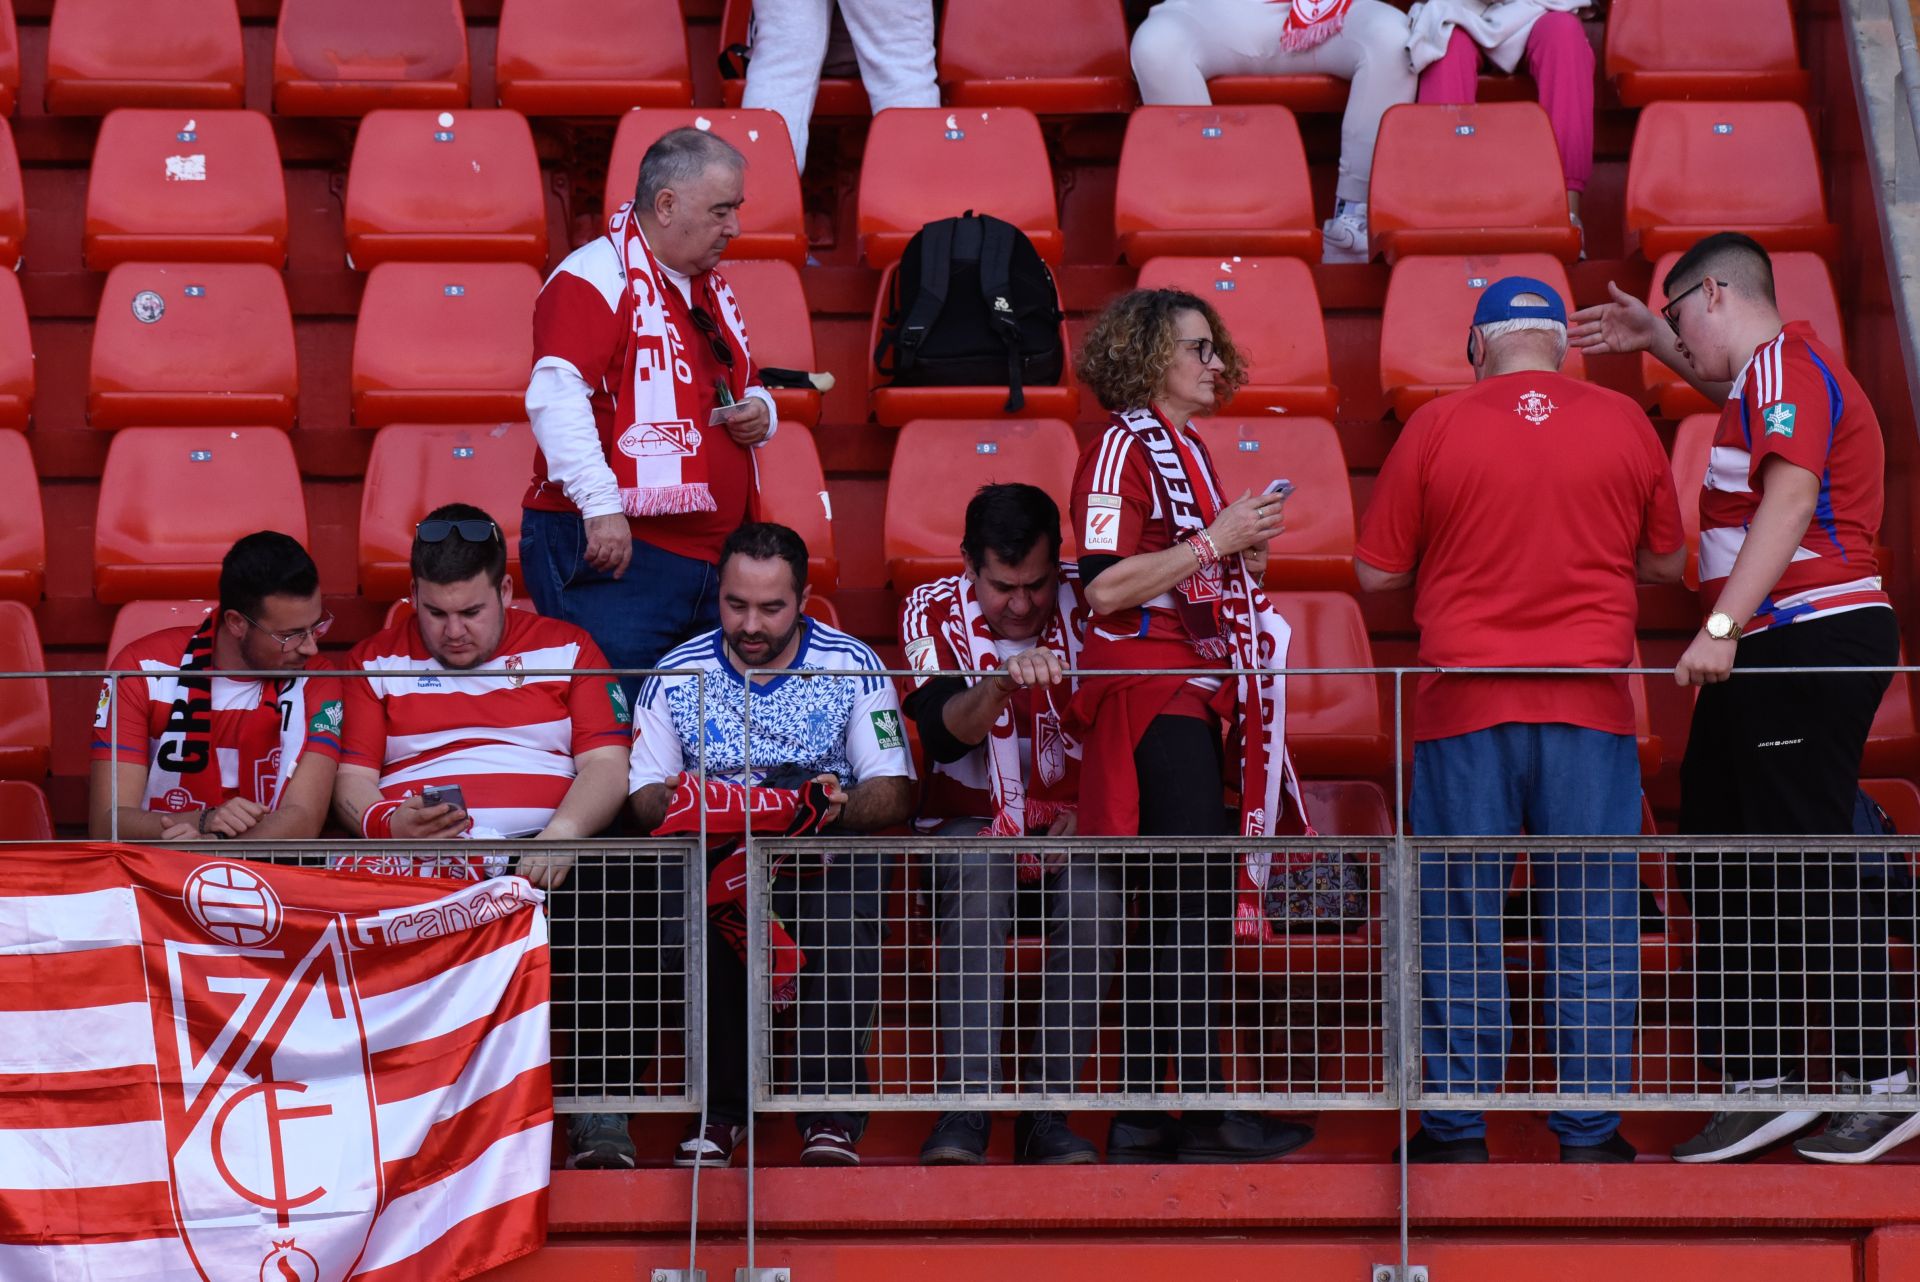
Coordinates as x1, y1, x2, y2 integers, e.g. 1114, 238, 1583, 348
495, 0, 693, 114
1134, 256, 1335, 416
274, 0, 468, 115
107, 600, 216, 661
0, 117, 24, 270
1642, 251, 1842, 417
883, 418, 1079, 590
754, 423, 838, 593
90, 262, 297, 428
46, 0, 245, 113
1604, 0, 1806, 106
606, 109, 806, 264
84, 108, 285, 268
938, 0, 1134, 113
95, 427, 308, 603
351, 262, 541, 427
1267, 590, 1389, 778
715, 0, 869, 115
1369, 103, 1581, 263
720, 258, 819, 426
359, 423, 537, 599
1299, 779, 1393, 836
0, 0, 17, 117
1379, 254, 1584, 419
1625, 101, 1835, 260
857, 107, 1060, 268
0, 780, 52, 839
344, 109, 546, 269
0, 432, 43, 602
0, 268, 31, 428
1114, 106, 1316, 264
0, 601, 49, 780
1191, 416, 1355, 590
1669, 412, 1714, 590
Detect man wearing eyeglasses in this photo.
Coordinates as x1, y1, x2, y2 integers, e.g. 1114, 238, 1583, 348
90, 531, 342, 841
523, 125, 777, 694
1573, 232, 1906, 1164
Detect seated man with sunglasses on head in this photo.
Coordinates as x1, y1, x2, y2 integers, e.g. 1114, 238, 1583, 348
331, 503, 632, 885
90, 531, 343, 841
524, 125, 777, 695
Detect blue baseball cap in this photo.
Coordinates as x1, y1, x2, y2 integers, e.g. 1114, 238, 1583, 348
1472, 276, 1567, 327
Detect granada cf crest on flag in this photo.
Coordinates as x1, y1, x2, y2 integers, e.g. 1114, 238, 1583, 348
0, 845, 554, 1282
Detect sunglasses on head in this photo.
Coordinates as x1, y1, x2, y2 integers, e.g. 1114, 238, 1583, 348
689, 305, 736, 371
416, 518, 500, 545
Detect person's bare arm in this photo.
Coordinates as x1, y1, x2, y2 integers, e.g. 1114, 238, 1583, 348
1082, 490, 1285, 615
834, 775, 913, 832
90, 761, 176, 839
516, 746, 630, 887
1674, 459, 1820, 686
629, 780, 674, 834
242, 751, 337, 840
1568, 281, 1732, 404
1354, 555, 1414, 593
1637, 546, 1686, 584
332, 763, 471, 838
938, 649, 1066, 748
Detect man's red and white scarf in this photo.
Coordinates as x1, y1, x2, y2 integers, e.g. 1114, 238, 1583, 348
141, 618, 312, 813
1117, 408, 1309, 937
606, 201, 753, 517
1275, 0, 1355, 51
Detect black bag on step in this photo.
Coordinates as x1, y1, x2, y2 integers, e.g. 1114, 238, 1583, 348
874, 211, 1065, 412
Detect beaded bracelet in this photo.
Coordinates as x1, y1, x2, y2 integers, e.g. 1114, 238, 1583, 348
1187, 529, 1221, 571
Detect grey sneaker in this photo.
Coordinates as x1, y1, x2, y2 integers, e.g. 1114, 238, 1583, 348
1795, 1076, 1920, 1164
1671, 1079, 1821, 1164
566, 1112, 636, 1170
1321, 201, 1369, 264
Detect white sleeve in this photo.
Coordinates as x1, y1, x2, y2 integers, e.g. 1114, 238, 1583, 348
846, 678, 915, 783
626, 676, 688, 793
527, 359, 624, 520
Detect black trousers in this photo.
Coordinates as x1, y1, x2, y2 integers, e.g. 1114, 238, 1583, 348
1118, 713, 1236, 1101
547, 850, 684, 1097
1678, 606, 1902, 1083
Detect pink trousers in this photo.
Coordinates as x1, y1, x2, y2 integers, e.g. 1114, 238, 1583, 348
1415, 12, 1593, 193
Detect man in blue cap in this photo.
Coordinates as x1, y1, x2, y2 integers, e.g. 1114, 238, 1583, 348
1355, 277, 1686, 1163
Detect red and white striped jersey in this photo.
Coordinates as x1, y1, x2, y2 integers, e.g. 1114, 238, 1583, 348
341, 609, 630, 837
1700, 320, 1889, 634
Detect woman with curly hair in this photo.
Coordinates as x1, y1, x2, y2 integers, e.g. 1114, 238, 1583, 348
1068, 288, 1314, 1164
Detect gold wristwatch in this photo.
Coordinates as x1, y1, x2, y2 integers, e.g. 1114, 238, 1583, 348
1705, 611, 1742, 641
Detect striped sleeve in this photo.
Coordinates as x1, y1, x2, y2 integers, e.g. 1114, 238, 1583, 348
1071, 426, 1149, 560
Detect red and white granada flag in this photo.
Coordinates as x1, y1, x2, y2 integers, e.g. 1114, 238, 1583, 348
0, 844, 553, 1282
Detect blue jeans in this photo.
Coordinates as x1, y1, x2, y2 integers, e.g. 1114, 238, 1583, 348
520, 509, 720, 702
1412, 722, 1641, 1146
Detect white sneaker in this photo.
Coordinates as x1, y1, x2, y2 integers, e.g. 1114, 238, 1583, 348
1322, 201, 1369, 264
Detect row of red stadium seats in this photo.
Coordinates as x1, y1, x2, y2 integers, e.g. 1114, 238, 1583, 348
4, 97, 1832, 279
0, 0, 1809, 120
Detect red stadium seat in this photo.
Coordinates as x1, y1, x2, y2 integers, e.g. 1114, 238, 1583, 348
1192, 416, 1355, 591
1642, 250, 1843, 418
0, 269, 32, 429
84, 109, 285, 269
1605, 0, 1807, 107
0, 780, 52, 839
1369, 103, 1582, 263
0, 0, 16, 117
1865, 655, 1920, 779
1380, 254, 1585, 419
938, 0, 1135, 114
89, 263, 297, 429
106, 600, 216, 660
1135, 256, 1337, 417
45, 0, 244, 114
1114, 106, 1317, 264
867, 261, 1079, 426
1301, 779, 1393, 836
1861, 778, 1920, 837
883, 418, 1079, 590
754, 422, 838, 592
1629, 645, 1662, 780
857, 107, 1061, 268
94, 427, 308, 604
0, 432, 44, 602
359, 422, 536, 599
1669, 412, 1713, 590
350, 262, 540, 427
344, 110, 547, 269
0, 118, 23, 270
803, 596, 842, 630
273, 0, 468, 116
0, 602, 50, 780
715, 0, 869, 116
1625, 101, 1836, 262
721, 258, 819, 427
1268, 591, 1390, 779
496, 0, 692, 114
606, 109, 806, 264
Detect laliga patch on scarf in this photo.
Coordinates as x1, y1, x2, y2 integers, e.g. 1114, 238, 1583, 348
1083, 493, 1122, 553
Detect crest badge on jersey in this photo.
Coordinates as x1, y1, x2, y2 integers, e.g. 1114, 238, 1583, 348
1083, 493, 1122, 553
1764, 402, 1797, 438
1515, 390, 1558, 425
505, 654, 525, 688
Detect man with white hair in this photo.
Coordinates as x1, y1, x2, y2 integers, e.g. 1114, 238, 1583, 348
1355, 277, 1685, 1164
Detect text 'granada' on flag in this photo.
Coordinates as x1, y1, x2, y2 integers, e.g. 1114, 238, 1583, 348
0, 844, 554, 1282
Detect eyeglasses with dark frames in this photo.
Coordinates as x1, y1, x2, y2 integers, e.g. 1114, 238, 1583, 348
238, 610, 334, 652
1662, 278, 1728, 335
1178, 337, 1218, 365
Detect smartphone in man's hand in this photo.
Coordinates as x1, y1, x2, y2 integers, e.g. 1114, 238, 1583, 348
420, 783, 467, 812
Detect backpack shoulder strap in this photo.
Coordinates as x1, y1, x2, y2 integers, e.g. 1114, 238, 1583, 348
976, 216, 1025, 413
883, 217, 957, 377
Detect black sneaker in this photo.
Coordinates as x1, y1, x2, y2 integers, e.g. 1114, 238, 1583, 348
1174, 1111, 1315, 1164
1015, 1111, 1098, 1165
1392, 1128, 1490, 1164
674, 1120, 747, 1168
565, 1112, 636, 1170
920, 1111, 990, 1165
1561, 1131, 1637, 1164
1795, 1075, 1920, 1164
1671, 1078, 1821, 1164
1106, 1110, 1182, 1165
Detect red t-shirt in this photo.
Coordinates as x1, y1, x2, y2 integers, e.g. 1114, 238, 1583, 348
1356, 370, 1684, 741
1699, 320, 1889, 633
525, 239, 752, 564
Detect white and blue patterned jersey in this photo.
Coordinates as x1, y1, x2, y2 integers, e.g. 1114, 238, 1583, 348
627, 619, 914, 793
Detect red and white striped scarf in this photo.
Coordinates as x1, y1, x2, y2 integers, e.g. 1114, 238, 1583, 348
1277, 0, 1355, 51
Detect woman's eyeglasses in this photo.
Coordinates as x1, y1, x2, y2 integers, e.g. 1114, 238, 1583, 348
1178, 337, 1218, 365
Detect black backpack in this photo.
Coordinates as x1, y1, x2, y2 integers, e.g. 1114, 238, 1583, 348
874, 212, 1065, 413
